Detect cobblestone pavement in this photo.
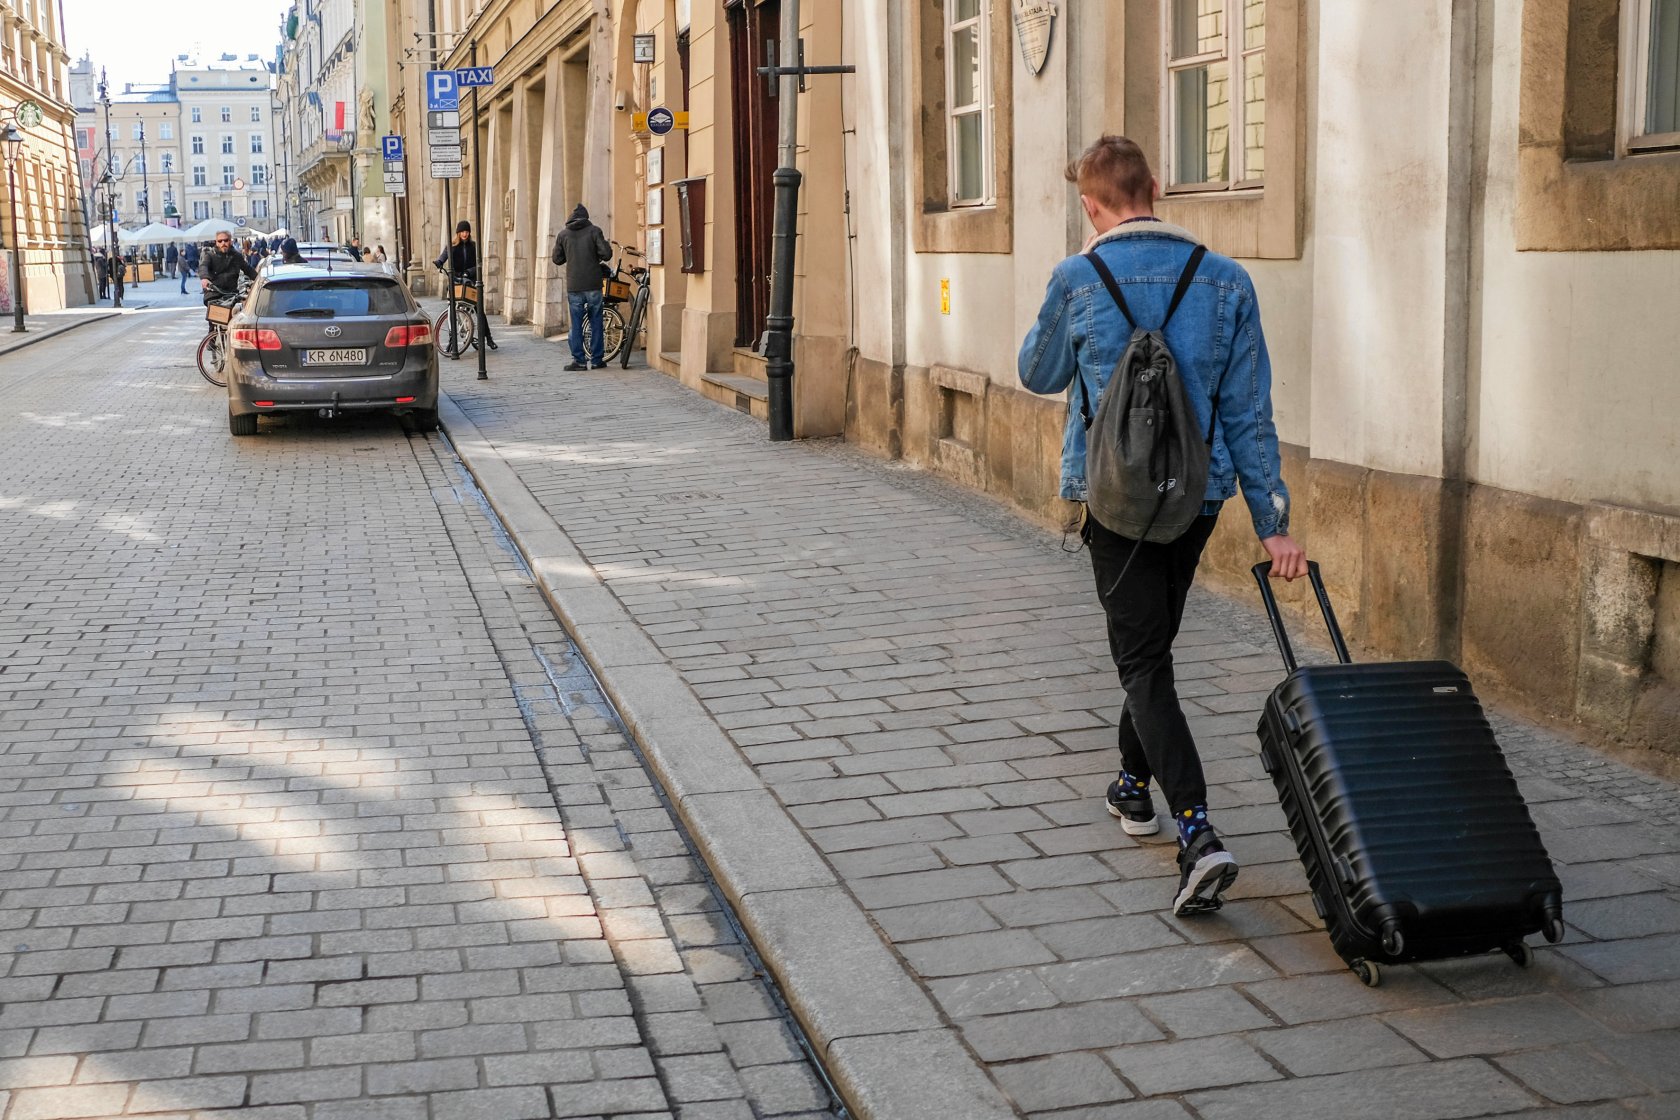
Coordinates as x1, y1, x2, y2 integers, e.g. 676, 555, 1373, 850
439, 325, 1680, 1119
0, 311, 836, 1119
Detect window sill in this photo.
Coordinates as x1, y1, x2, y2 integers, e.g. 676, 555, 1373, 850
913, 202, 1012, 255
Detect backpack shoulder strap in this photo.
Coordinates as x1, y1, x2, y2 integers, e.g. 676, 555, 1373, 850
1083, 251, 1136, 330
1161, 245, 1208, 329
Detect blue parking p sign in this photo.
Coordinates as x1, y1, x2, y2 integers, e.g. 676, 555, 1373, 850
425, 70, 459, 112
381, 135, 403, 160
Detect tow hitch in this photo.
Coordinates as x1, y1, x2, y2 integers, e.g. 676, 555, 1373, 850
318, 391, 342, 420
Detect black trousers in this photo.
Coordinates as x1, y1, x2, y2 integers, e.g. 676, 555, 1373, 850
1086, 511, 1220, 816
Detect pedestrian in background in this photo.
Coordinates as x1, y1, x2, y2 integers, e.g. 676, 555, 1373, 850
1019, 135, 1306, 917
551, 203, 613, 371
180, 241, 200, 294
93, 250, 109, 300
165, 242, 179, 279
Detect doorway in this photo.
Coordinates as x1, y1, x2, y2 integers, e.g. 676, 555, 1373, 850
726, 0, 779, 350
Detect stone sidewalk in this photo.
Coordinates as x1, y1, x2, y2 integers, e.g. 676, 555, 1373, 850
439, 324, 1680, 1120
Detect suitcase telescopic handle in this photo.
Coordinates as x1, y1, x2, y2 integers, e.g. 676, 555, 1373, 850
1250, 561, 1353, 673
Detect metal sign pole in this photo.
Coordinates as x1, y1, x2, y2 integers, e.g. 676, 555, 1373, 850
444, 176, 457, 357
471, 39, 487, 381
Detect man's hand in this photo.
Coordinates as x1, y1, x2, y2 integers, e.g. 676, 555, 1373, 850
1261, 534, 1307, 581
200, 278, 209, 290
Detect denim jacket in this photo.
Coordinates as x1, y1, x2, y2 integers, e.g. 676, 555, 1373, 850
1017, 220, 1290, 539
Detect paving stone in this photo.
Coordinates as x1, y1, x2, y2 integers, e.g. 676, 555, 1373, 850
1387, 995, 1615, 1058
899, 929, 1058, 977
1187, 1057, 1535, 1120
1136, 987, 1275, 1040
1106, 1035, 1283, 1095
1568, 980, 1680, 1033
992, 1052, 1133, 1112
1248, 1018, 1427, 1076
1494, 1044, 1651, 1104
1565, 895, 1680, 941
960, 1000, 1164, 1062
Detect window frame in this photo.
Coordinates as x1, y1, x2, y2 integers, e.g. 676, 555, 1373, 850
159, 122, 173, 140
1620, 0, 1680, 154
1163, 0, 1266, 194
221, 134, 235, 155
191, 135, 204, 155
191, 107, 202, 124
944, 0, 994, 208
222, 163, 236, 187
250, 106, 262, 123
193, 200, 209, 221
250, 134, 264, 154
220, 106, 231, 124
192, 164, 207, 187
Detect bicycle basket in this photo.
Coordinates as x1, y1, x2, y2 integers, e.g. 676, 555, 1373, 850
453, 284, 479, 303
604, 278, 632, 302
205, 303, 234, 325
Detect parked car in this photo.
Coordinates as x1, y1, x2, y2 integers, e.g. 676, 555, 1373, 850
256, 242, 360, 274
224, 262, 438, 436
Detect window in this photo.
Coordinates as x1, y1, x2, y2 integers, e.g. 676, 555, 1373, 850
221, 134, 234, 154
945, 0, 992, 205
134, 155, 146, 176
193, 200, 209, 220
192, 135, 204, 155
160, 122, 173, 140
253, 199, 270, 218
220, 106, 231, 123
132, 123, 143, 141
222, 164, 236, 187
252, 163, 268, 185
191, 107, 202, 123
251, 105, 262, 122
1626, 0, 1680, 151
250, 134, 264, 154
221, 200, 232, 219
161, 153, 174, 174
1165, 0, 1265, 190
192, 164, 207, 186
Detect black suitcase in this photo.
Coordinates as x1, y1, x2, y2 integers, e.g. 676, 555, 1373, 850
1251, 562, 1564, 987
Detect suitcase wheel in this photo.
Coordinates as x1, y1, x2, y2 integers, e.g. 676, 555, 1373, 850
1544, 914, 1566, 944
1503, 940, 1534, 969
1380, 922, 1405, 959
1351, 959, 1382, 988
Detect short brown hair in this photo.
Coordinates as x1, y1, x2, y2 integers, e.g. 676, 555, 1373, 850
1065, 135, 1154, 213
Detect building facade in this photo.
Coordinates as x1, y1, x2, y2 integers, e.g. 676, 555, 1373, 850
3, 0, 92, 309
172, 55, 280, 229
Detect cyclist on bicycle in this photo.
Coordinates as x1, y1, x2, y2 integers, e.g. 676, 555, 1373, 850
551, 203, 613, 371
433, 220, 496, 350
199, 232, 256, 303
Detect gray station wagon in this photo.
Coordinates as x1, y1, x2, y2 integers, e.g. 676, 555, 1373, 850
225, 262, 438, 436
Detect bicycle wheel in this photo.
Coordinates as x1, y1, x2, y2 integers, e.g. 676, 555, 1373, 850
197, 329, 228, 387
619, 289, 648, 369
434, 303, 475, 358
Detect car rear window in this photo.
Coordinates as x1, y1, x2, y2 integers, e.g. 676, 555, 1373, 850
256, 279, 410, 317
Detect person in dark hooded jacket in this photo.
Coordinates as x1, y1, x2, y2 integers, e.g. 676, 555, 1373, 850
551, 204, 613, 370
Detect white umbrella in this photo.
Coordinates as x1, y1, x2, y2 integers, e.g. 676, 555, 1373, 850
181, 218, 266, 241
118, 222, 184, 246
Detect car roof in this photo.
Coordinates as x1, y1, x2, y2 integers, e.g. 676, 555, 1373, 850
294, 242, 356, 253
260, 262, 398, 281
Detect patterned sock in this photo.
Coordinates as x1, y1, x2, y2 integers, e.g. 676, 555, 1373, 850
1115, 771, 1150, 800
1177, 805, 1212, 847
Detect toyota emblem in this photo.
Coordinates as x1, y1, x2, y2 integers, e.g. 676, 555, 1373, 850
324, 325, 342, 337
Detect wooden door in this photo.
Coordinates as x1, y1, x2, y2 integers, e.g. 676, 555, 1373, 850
727, 0, 779, 349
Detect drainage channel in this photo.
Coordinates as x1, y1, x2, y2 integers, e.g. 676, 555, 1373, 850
424, 427, 850, 1119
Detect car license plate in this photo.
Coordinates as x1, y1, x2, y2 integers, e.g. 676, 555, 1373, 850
301, 348, 367, 365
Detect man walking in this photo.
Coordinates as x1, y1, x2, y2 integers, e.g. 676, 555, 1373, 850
1018, 135, 1306, 917
180, 241, 200, 294
165, 241, 179, 279
93, 250, 109, 300
551, 204, 613, 371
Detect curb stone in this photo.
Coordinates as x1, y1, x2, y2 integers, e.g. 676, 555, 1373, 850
437, 390, 1021, 1120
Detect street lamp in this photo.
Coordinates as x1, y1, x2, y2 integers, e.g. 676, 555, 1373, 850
4, 124, 25, 333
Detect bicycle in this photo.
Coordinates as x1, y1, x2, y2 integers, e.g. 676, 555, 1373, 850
616, 248, 651, 370
197, 281, 249, 387
579, 242, 637, 363
434, 267, 478, 359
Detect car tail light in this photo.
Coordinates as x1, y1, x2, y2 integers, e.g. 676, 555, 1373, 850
253, 401, 275, 407
395, 396, 416, 404
384, 323, 433, 347
230, 328, 281, 351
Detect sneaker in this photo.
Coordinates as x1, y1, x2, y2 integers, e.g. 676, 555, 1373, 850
1172, 828, 1239, 916
1105, 779, 1160, 836
563, 361, 587, 371
590, 361, 608, 369
485, 339, 498, 351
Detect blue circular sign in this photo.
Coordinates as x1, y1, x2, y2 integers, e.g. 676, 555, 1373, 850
647, 107, 675, 136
